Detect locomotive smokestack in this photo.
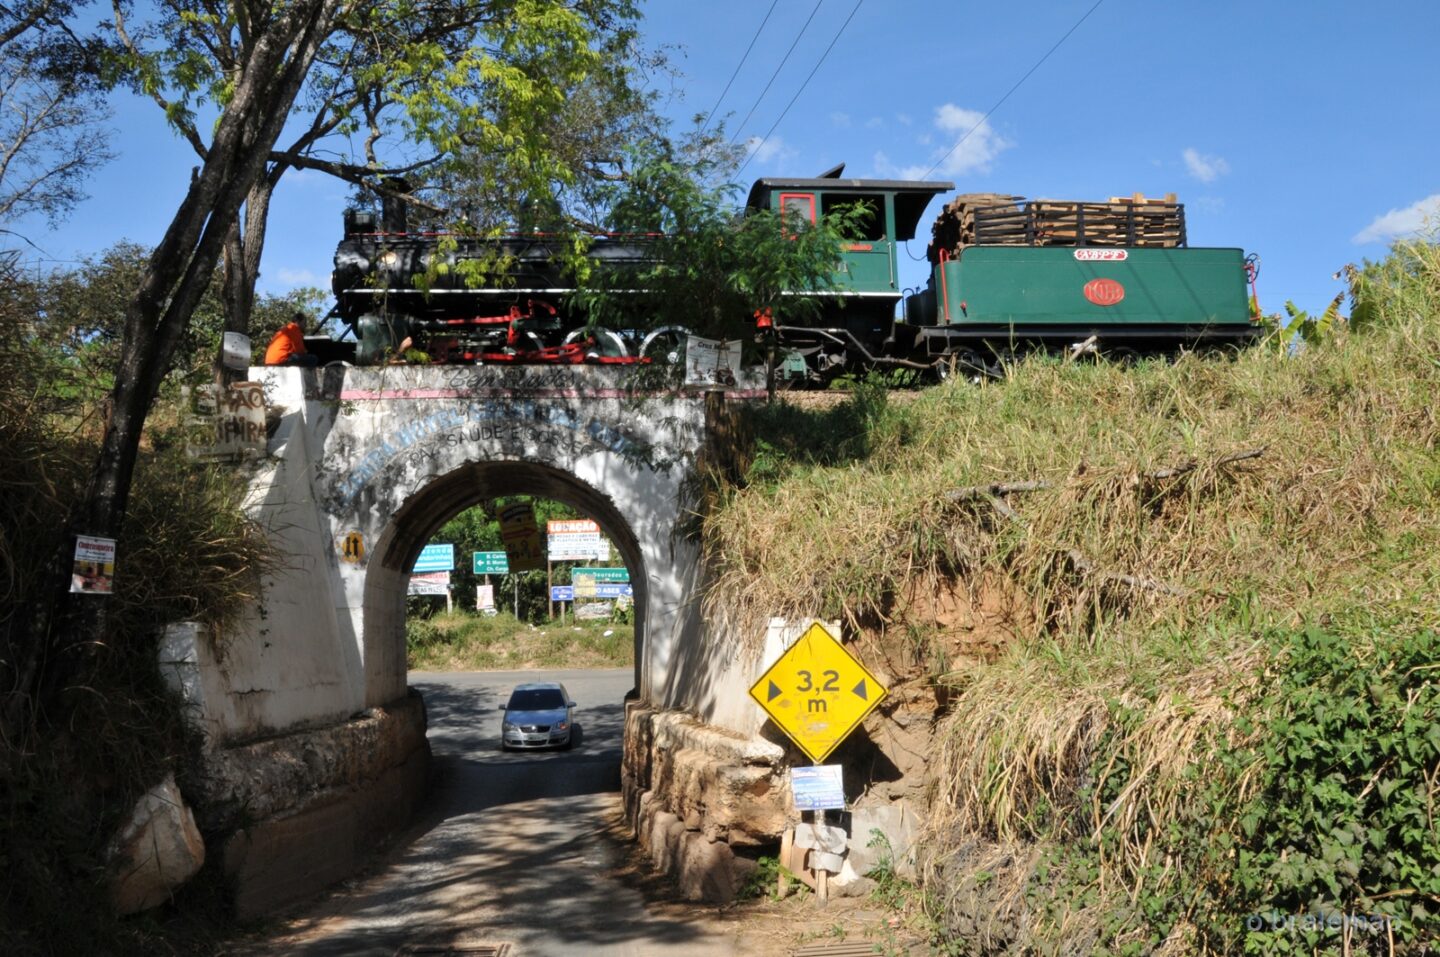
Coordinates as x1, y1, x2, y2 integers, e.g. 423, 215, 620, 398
381, 177, 410, 233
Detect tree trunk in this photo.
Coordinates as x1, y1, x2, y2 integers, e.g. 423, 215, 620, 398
216, 177, 278, 383
2, 0, 346, 742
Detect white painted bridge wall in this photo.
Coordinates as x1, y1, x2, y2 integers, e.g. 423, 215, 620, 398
186, 364, 779, 747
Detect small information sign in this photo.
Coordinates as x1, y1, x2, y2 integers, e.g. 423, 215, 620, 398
791, 765, 846, 811
684, 335, 742, 390
408, 571, 450, 596
71, 535, 116, 594
550, 585, 575, 602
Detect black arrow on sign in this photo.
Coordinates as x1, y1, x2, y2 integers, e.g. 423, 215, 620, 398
767, 680, 782, 702
852, 679, 868, 700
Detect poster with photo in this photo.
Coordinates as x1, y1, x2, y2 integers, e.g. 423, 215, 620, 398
683, 336, 742, 390
71, 535, 116, 594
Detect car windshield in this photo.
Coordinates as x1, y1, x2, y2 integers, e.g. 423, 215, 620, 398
508, 689, 565, 710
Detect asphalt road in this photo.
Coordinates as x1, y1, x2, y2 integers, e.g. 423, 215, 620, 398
227, 669, 743, 957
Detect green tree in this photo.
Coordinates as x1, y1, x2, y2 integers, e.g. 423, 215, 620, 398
572, 151, 862, 393
0, 0, 114, 235
3, 0, 650, 742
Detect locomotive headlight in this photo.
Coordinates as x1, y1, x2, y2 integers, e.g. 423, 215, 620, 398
378, 250, 399, 268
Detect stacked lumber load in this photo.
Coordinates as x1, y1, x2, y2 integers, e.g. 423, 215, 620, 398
927, 193, 1025, 264
928, 192, 1187, 263
1031, 193, 1185, 248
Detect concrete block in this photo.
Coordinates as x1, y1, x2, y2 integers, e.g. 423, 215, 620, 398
847, 801, 918, 880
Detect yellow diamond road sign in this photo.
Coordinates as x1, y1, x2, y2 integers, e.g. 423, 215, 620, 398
748, 621, 888, 763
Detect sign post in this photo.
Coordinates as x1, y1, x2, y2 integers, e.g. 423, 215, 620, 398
749, 621, 888, 903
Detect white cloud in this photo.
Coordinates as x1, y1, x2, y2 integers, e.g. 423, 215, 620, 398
276, 267, 322, 286
896, 113, 913, 127
1352, 193, 1440, 244
744, 135, 796, 166
1182, 148, 1229, 184
864, 116, 884, 129
876, 103, 1011, 180
830, 111, 851, 128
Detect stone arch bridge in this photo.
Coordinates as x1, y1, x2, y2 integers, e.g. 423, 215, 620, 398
170, 364, 805, 915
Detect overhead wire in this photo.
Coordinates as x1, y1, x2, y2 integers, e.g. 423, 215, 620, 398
727, 0, 824, 147
920, 0, 1105, 180
737, 0, 866, 178
697, 0, 780, 139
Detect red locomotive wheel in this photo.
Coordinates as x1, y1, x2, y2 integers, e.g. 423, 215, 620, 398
1083, 278, 1126, 307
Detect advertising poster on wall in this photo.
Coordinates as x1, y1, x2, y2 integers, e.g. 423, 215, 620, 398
70, 535, 116, 594
683, 336, 742, 390
499, 502, 544, 571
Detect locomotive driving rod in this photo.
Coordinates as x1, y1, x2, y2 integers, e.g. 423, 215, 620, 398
772, 325, 934, 371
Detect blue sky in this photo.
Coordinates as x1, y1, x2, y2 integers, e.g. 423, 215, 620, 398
12, 0, 1439, 319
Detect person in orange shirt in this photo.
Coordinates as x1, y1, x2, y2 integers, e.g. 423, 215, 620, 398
264, 313, 319, 367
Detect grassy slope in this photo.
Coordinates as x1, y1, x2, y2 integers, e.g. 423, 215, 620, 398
407, 611, 634, 671
705, 242, 1440, 954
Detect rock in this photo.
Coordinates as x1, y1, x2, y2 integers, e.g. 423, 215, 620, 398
107, 774, 206, 915
847, 801, 919, 880
831, 860, 877, 898
677, 833, 737, 902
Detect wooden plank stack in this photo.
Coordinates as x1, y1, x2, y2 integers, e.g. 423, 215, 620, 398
928, 192, 1187, 262
927, 193, 1025, 263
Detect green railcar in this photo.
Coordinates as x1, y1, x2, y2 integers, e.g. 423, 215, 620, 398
905, 245, 1257, 364
748, 166, 1259, 377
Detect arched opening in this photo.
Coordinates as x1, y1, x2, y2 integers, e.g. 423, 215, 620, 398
358, 458, 650, 708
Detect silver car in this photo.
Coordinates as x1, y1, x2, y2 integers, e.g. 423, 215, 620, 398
500, 682, 576, 750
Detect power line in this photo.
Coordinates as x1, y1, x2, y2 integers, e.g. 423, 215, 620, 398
921, 0, 1105, 180
697, 0, 780, 139
738, 0, 865, 178
727, 0, 824, 147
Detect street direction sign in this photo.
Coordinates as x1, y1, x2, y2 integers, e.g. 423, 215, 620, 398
573, 581, 633, 599
473, 550, 509, 575
412, 543, 454, 573
748, 621, 888, 763
573, 567, 629, 583
550, 585, 575, 601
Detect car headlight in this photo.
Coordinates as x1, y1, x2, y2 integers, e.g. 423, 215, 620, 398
502, 721, 517, 731
552, 720, 568, 731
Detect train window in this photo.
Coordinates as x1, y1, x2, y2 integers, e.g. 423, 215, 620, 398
821, 195, 885, 241
779, 193, 816, 227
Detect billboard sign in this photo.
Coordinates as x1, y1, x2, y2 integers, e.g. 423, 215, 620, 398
412, 543, 455, 574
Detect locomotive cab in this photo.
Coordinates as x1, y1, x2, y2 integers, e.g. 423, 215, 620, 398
745, 165, 951, 368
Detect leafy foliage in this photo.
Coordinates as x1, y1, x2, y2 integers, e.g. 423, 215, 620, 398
571, 152, 865, 359
0, 0, 114, 233
1209, 627, 1440, 953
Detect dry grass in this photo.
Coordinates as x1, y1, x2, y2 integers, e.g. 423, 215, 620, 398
701, 240, 1440, 951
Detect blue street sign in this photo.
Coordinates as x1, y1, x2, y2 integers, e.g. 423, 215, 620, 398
412, 543, 454, 574
550, 585, 575, 602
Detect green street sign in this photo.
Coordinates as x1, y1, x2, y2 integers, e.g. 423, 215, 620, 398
572, 567, 629, 583
473, 551, 509, 575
